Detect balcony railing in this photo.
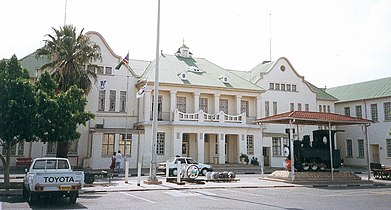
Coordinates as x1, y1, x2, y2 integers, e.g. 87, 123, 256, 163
173, 109, 246, 124
150, 111, 171, 121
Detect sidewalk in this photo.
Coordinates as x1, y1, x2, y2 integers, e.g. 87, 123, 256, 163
81, 174, 298, 194
1, 165, 390, 196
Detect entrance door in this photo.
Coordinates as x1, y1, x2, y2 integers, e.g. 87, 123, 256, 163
371, 144, 380, 163
182, 142, 189, 157
263, 147, 270, 166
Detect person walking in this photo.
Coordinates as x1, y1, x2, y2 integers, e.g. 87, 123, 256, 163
110, 151, 116, 172
115, 150, 123, 173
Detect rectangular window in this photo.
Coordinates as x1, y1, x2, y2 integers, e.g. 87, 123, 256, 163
46, 142, 56, 155
275, 83, 280, 90
287, 84, 291, 91
269, 83, 274, 90
109, 90, 116, 111
177, 96, 187, 112
219, 99, 229, 113
327, 105, 331, 113
319, 105, 322, 112
290, 103, 294, 112
305, 104, 309, 111
152, 95, 163, 121
3, 142, 24, 156
356, 105, 362, 118
98, 90, 105, 111
384, 102, 391, 121
298, 103, 302, 111
156, 132, 165, 155
371, 104, 378, 121
97, 66, 104, 74
119, 134, 132, 156
387, 139, 391, 157
246, 135, 254, 155
265, 101, 270, 117
241, 100, 249, 116
281, 84, 285, 91
357, 139, 364, 158
292, 85, 297, 91
272, 137, 281, 156
105, 66, 112, 75
119, 91, 126, 112
199, 98, 208, 112
68, 141, 78, 154
346, 139, 352, 157
102, 134, 115, 157
273, 101, 277, 115
344, 107, 350, 116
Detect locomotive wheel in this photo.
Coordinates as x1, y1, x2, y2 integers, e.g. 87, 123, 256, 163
319, 164, 326, 171
310, 163, 318, 171
302, 163, 310, 171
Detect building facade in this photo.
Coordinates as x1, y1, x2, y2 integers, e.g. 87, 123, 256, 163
2, 31, 389, 170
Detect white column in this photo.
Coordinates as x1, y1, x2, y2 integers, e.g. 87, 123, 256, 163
170, 90, 177, 121
256, 96, 262, 119
214, 93, 220, 113
173, 131, 182, 157
194, 91, 200, 113
197, 133, 205, 163
144, 90, 152, 122
218, 133, 225, 164
236, 95, 242, 115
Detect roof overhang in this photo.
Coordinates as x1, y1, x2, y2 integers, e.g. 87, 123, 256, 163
254, 111, 373, 126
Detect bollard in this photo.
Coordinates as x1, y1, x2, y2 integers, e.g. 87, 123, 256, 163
125, 160, 129, 183
177, 161, 181, 184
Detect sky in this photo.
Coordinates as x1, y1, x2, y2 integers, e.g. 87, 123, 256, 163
1, 0, 390, 88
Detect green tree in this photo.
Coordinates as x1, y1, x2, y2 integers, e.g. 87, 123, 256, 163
0, 55, 37, 189
35, 72, 94, 149
36, 25, 101, 157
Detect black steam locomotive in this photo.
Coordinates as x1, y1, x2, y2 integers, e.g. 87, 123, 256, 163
284, 130, 342, 171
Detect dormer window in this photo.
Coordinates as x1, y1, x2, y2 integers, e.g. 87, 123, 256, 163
187, 66, 204, 73
178, 72, 188, 80
175, 43, 193, 58
219, 75, 229, 83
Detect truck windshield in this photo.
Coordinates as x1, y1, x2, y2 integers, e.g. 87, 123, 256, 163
32, 159, 69, 169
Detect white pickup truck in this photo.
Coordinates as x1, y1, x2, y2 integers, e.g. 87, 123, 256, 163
22, 157, 84, 204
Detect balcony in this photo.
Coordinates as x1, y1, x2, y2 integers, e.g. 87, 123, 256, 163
173, 109, 246, 124
150, 112, 171, 121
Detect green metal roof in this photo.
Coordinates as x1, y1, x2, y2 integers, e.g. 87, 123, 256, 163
305, 81, 338, 101
326, 77, 391, 103
249, 61, 275, 83
141, 54, 264, 91
19, 51, 48, 78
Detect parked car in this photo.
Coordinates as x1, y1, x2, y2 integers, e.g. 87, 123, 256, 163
23, 158, 84, 204
158, 157, 213, 176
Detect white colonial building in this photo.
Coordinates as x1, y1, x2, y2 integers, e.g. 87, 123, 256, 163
2, 31, 389, 170
326, 78, 391, 167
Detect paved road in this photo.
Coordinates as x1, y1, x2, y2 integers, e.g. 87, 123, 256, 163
1, 185, 391, 210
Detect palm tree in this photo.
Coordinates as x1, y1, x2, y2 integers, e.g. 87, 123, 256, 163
36, 25, 101, 157
36, 24, 101, 94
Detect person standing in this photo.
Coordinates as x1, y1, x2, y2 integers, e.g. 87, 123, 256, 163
110, 151, 116, 172
115, 150, 123, 173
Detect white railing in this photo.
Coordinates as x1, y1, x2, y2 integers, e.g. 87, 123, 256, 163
173, 109, 246, 124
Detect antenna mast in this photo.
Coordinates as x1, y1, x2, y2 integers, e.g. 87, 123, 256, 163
64, 0, 68, 25
269, 13, 272, 61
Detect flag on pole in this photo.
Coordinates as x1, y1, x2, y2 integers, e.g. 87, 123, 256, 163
115, 52, 130, 70
136, 84, 146, 98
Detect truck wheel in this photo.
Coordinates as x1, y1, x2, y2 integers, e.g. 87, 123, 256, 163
28, 192, 37, 205
22, 186, 28, 200
69, 191, 78, 204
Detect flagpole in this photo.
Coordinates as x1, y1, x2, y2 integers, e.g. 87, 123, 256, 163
146, 0, 161, 184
